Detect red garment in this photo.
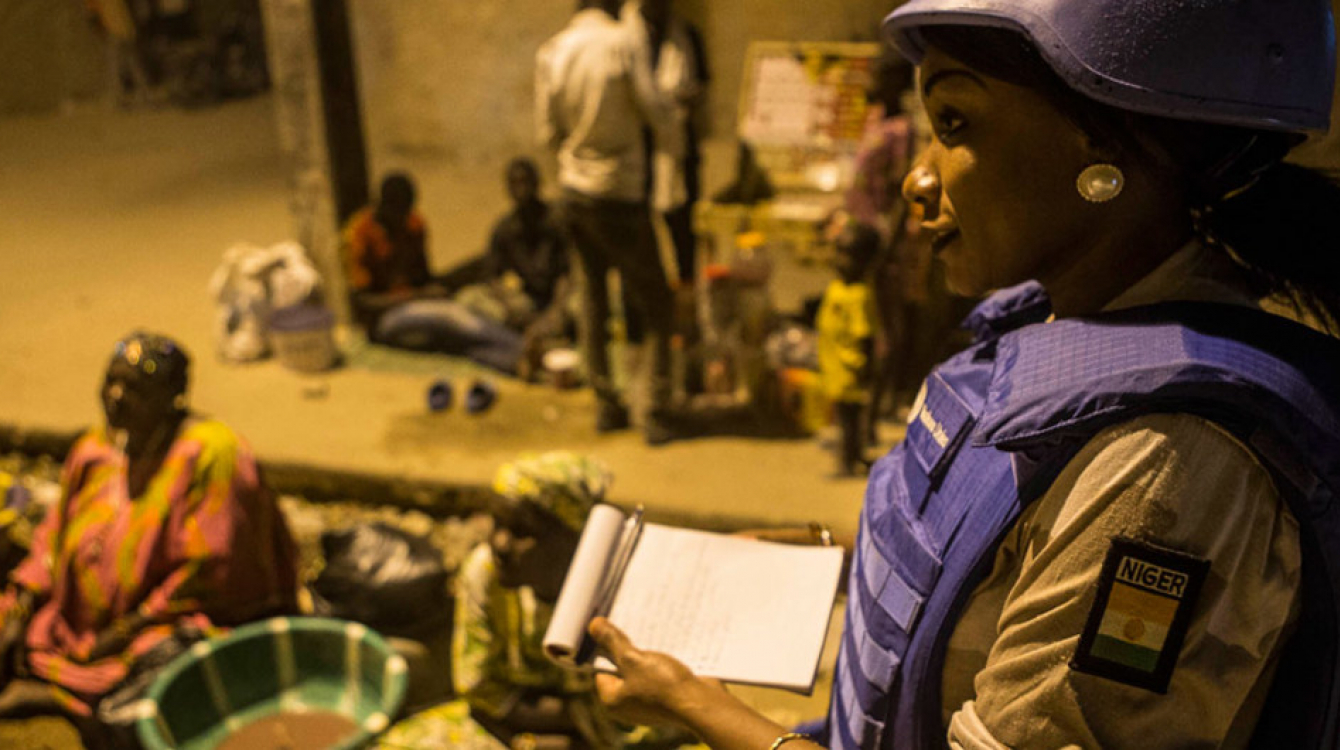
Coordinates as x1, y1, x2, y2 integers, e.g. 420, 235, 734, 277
0, 420, 298, 714
343, 207, 431, 293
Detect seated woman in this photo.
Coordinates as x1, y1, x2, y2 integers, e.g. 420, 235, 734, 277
0, 332, 299, 745
458, 452, 617, 748
378, 452, 623, 750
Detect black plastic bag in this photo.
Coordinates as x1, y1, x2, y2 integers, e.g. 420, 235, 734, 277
309, 523, 452, 638
96, 624, 210, 749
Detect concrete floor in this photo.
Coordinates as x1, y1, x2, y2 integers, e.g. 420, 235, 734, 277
0, 94, 891, 539
0, 93, 899, 745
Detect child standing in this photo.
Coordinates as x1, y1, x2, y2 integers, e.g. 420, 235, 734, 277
816, 222, 881, 475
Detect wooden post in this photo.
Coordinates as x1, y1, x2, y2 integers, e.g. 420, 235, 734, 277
310, 0, 369, 224
259, 0, 368, 322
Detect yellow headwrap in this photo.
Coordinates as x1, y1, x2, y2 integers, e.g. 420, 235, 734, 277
492, 451, 612, 531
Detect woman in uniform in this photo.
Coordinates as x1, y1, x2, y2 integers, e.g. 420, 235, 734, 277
582, 0, 1340, 747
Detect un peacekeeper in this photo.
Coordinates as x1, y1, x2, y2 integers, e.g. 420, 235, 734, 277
574, 0, 1340, 747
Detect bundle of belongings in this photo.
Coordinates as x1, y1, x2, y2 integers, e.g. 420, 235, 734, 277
208, 241, 323, 362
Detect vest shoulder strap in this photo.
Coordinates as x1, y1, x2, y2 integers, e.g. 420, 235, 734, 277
973, 302, 1340, 496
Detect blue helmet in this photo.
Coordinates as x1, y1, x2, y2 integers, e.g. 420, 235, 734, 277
885, 0, 1336, 132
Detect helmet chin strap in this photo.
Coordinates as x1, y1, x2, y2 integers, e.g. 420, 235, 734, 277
1200, 133, 1303, 202
1190, 132, 1301, 250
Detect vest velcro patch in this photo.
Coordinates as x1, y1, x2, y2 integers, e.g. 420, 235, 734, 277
1071, 538, 1209, 693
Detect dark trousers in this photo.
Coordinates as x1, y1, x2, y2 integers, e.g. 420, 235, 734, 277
663, 202, 697, 284
560, 192, 673, 410
836, 400, 866, 474
621, 202, 693, 344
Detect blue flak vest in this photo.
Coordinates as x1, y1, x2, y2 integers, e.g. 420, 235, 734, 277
822, 282, 1340, 749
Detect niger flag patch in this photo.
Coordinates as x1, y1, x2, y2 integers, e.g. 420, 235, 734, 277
1071, 538, 1209, 693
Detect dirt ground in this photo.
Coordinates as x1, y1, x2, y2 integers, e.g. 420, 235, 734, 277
0, 95, 895, 535
0, 95, 905, 747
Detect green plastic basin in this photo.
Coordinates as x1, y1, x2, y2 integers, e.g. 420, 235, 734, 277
135, 616, 408, 750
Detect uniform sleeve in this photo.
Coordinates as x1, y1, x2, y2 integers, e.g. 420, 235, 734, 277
946, 413, 1300, 749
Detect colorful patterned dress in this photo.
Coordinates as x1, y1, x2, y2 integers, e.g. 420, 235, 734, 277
0, 419, 298, 715
377, 543, 613, 750
452, 543, 598, 719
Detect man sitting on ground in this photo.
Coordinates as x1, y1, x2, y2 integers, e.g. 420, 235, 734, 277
444, 158, 577, 378
344, 172, 527, 373
343, 172, 436, 332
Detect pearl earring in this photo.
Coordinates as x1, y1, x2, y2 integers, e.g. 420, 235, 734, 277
1077, 163, 1124, 203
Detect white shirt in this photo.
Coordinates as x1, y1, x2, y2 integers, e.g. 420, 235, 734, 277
535, 8, 680, 203
620, 1, 705, 211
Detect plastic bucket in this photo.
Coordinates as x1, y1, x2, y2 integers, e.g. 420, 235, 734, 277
542, 348, 581, 390
269, 304, 336, 372
136, 616, 408, 750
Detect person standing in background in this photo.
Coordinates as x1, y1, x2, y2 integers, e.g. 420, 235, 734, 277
842, 52, 919, 443
537, 0, 683, 444
87, 0, 152, 107
816, 223, 880, 476
624, 0, 710, 286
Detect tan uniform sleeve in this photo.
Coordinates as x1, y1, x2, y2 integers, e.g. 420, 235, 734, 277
946, 413, 1301, 749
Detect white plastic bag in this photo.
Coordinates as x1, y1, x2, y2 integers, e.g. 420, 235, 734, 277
208, 241, 322, 362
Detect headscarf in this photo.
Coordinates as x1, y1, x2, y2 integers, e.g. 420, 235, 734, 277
492, 452, 612, 531
110, 331, 191, 396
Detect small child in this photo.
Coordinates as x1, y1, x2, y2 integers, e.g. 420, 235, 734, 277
817, 221, 881, 475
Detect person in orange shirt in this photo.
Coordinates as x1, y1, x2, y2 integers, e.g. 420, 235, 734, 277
343, 172, 435, 331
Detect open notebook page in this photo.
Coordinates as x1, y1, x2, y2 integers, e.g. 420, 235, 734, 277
596, 523, 844, 692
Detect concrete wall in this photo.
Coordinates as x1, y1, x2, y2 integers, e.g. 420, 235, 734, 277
347, 0, 895, 168
338, 0, 898, 268
348, 1, 570, 166
0, 0, 104, 114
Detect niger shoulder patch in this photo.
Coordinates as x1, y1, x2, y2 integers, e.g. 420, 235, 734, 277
1071, 537, 1210, 693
